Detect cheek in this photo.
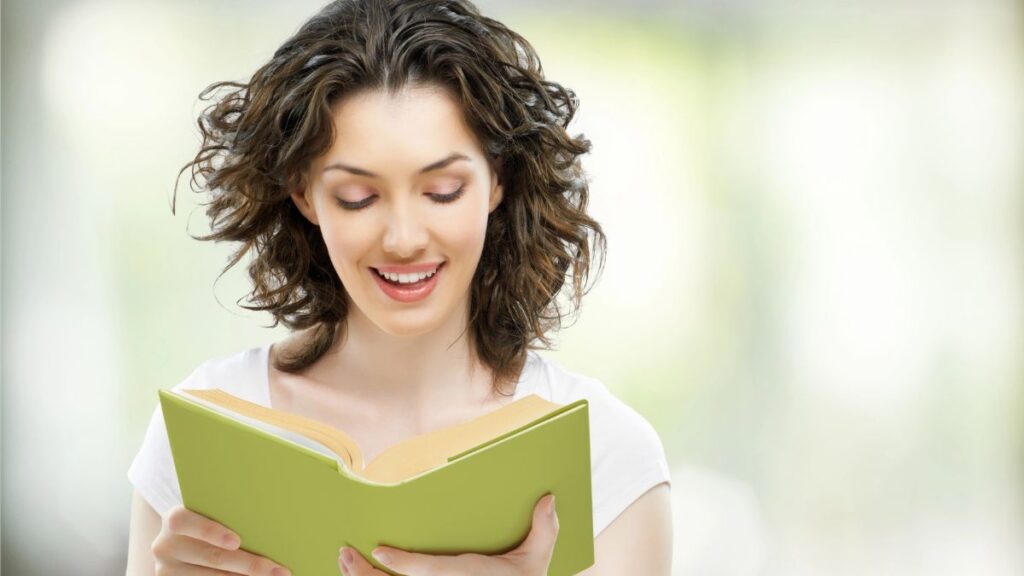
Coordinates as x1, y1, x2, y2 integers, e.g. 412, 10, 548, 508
317, 220, 367, 276
444, 203, 490, 255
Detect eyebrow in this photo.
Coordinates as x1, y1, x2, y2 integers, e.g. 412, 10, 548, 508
321, 152, 471, 178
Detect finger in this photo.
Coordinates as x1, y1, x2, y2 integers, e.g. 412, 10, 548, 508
171, 535, 292, 576
505, 493, 559, 568
371, 496, 561, 576
366, 545, 507, 576
338, 546, 389, 575
165, 505, 243, 550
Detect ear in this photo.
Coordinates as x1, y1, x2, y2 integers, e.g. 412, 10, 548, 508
488, 169, 504, 214
289, 175, 319, 226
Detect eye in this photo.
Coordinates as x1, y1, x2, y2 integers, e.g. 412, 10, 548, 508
333, 185, 465, 211
335, 196, 375, 211
430, 185, 465, 204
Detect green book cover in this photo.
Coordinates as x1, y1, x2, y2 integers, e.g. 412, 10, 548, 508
159, 389, 595, 576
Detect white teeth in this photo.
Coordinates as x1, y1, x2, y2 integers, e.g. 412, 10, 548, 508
376, 267, 437, 284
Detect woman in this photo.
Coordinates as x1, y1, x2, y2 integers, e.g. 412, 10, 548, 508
125, 1, 673, 574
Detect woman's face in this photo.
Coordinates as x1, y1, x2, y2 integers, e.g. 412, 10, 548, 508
291, 84, 503, 337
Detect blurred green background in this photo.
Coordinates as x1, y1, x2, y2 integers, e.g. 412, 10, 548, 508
2, 0, 1022, 574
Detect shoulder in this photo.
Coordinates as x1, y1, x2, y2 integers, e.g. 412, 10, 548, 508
127, 343, 271, 517
526, 351, 666, 455
170, 344, 269, 403
525, 352, 672, 537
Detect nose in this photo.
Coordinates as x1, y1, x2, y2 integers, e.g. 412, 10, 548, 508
381, 195, 429, 259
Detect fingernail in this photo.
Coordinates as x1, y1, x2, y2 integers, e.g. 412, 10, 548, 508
372, 548, 392, 565
548, 494, 556, 517
339, 547, 354, 567
222, 534, 240, 548
272, 567, 291, 576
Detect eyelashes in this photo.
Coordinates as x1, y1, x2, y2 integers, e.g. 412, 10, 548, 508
335, 196, 374, 210
430, 185, 466, 204
335, 185, 465, 211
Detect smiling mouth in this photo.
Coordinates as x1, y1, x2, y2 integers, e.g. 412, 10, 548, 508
371, 261, 445, 283
370, 261, 445, 303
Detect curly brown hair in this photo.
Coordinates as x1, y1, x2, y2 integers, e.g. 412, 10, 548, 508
172, 0, 607, 395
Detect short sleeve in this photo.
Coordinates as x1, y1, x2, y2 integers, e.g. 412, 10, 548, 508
126, 365, 206, 518
589, 388, 673, 538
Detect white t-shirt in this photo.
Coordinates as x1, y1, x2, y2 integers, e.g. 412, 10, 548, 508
127, 344, 672, 538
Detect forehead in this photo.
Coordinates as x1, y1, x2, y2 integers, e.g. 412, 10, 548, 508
325, 84, 479, 157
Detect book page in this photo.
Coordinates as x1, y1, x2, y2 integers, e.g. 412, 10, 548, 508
179, 390, 348, 469
178, 389, 563, 483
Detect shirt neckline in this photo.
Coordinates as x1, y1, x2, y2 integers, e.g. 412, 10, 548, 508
257, 342, 537, 409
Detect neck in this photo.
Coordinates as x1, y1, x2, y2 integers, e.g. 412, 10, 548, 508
317, 300, 496, 419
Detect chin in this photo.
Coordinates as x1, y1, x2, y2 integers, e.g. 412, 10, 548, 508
378, 324, 431, 338
370, 310, 444, 338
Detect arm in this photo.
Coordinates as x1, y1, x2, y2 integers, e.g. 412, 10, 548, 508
125, 489, 161, 576
577, 482, 673, 576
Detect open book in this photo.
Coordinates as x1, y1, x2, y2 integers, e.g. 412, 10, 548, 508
160, 388, 594, 576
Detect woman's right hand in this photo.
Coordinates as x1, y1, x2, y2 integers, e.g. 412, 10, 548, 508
152, 505, 292, 576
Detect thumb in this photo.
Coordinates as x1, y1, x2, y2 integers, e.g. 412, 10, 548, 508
513, 494, 559, 567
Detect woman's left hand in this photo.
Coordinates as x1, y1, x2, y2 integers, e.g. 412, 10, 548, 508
338, 493, 559, 576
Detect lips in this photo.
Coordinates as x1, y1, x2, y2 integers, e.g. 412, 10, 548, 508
372, 261, 445, 275
370, 262, 444, 303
